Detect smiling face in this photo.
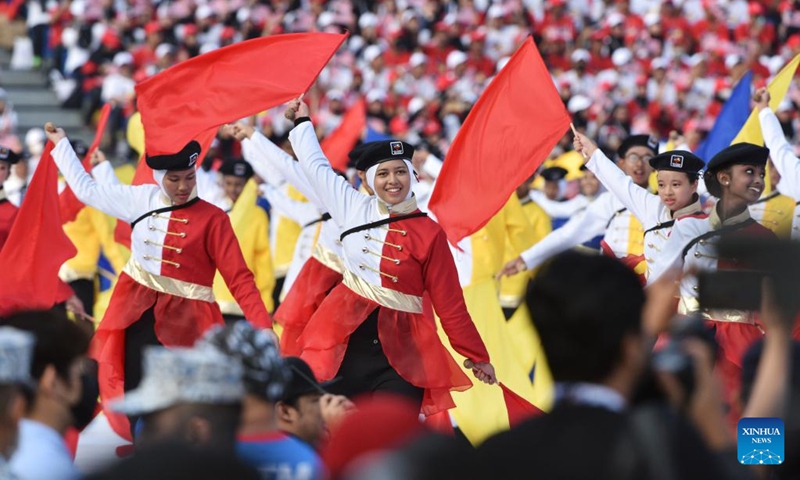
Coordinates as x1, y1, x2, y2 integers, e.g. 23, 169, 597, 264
163, 168, 197, 205
579, 170, 601, 197
372, 159, 411, 205
656, 170, 697, 212
618, 146, 655, 188
717, 164, 765, 205
222, 175, 247, 204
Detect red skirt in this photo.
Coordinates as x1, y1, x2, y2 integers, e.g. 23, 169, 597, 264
91, 273, 224, 441
274, 257, 342, 356
297, 283, 473, 417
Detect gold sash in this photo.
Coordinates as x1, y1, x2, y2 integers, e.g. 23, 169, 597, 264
342, 270, 422, 313
312, 243, 344, 274
123, 259, 215, 303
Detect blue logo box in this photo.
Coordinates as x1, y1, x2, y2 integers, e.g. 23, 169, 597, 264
738, 417, 784, 465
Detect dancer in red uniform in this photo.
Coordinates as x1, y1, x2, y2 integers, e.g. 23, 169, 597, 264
284, 100, 495, 415
45, 123, 272, 439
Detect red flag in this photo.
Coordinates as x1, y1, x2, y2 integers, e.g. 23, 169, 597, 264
135, 32, 348, 157
428, 37, 571, 245
500, 382, 544, 427
59, 103, 112, 224
0, 142, 77, 316
321, 98, 366, 171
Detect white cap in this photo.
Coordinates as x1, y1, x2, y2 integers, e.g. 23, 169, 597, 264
496, 56, 511, 72
408, 97, 426, 116
571, 49, 591, 63
725, 53, 743, 70
487, 4, 505, 20
359, 12, 379, 29
777, 98, 794, 113
608, 12, 625, 27
61, 27, 79, 48
768, 55, 785, 75
318, 11, 336, 28
644, 12, 660, 28
446, 50, 468, 70
567, 94, 591, 113
236, 8, 250, 24
200, 42, 219, 55
686, 52, 706, 68
326, 89, 344, 101
651, 57, 669, 70
0, 327, 35, 386
409, 52, 427, 68
109, 346, 244, 416
155, 43, 175, 60
113, 51, 134, 67
366, 89, 387, 103
612, 48, 632, 67
195, 4, 213, 21
363, 44, 382, 63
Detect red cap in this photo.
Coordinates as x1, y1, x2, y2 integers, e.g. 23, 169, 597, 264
221, 26, 236, 40
423, 119, 442, 136
101, 30, 121, 49
183, 23, 198, 36
145, 21, 161, 35
789, 34, 800, 49
749, 2, 765, 16
636, 75, 648, 87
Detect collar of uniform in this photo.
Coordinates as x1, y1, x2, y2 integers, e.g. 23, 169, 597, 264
554, 382, 627, 412
376, 194, 418, 215
670, 197, 702, 219
159, 187, 199, 207
709, 204, 752, 229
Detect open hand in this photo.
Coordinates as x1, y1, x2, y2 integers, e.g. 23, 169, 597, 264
44, 122, 66, 144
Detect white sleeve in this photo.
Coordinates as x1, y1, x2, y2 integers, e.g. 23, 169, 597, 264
289, 121, 369, 228
646, 220, 691, 286
195, 167, 222, 201
585, 149, 661, 227
520, 197, 610, 270
244, 132, 323, 206
52, 138, 146, 223
90, 161, 120, 185
529, 190, 589, 218
422, 153, 443, 179
759, 108, 800, 199
262, 184, 321, 226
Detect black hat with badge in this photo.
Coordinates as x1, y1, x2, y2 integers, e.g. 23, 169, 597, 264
71, 140, 89, 159
617, 134, 659, 159
145, 140, 202, 171
348, 143, 370, 170
219, 158, 254, 179
354, 140, 415, 172
540, 166, 569, 182
0, 146, 21, 165
706, 143, 769, 171
648, 150, 705, 175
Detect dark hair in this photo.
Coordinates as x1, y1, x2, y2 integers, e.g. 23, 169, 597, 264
0, 385, 18, 417
176, 403, 242, 451
0, 310, 90, 382
526, 252, 645, 383
703, 167, 727, 199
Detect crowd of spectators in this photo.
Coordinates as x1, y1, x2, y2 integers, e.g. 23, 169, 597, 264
2, 0, 800, 163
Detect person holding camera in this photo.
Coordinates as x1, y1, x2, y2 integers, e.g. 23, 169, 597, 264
572, 131, 704, 282
647, 143, 776, 411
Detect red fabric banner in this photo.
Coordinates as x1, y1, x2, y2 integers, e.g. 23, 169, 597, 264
0, 142, 77, 316
428, 37, 571, 245
59, 103, 112, 224
135, 32, 348, 158
321, 98, 366, 171
500, 382, 544, 427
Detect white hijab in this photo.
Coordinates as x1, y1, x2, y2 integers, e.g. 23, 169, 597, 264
365, 159, 418, 205
152, 168, 198, 205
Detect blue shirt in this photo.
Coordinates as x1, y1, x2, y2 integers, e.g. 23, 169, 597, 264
237, 432, 324, 480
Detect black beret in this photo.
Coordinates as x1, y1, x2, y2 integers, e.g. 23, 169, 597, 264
617, 134, 659, 158
648, 150, 704, 174
145, 140, 202, 171
706, 143, 769, 171
541, 166, 568, 182
347, 143, 370, 170
354, 140, 415, 172
219, 159, 254, 179
71, 140, 89, 159
0, 146, 21, 164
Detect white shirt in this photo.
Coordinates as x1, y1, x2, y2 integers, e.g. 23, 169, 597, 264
10, 419, 79, 480
758, 108, 800, 239
528, 190, 590, 219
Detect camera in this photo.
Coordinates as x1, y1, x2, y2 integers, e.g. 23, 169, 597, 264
651, 315, 718, 401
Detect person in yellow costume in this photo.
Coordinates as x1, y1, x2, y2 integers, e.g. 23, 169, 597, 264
748, 158, 795, 238
437, 194, 544, 445
60, 146, 127, 319
499, 177, 554, 415
211, 159, 276, 321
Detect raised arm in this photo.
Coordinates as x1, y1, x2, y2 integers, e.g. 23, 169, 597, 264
579, 133, 662, 226
528, 190, 590, 218
242, 129, 324, 207
47, 125, 148, 223
286, 101, 369, 227
261, 183, 321, 227
758, 104, 800, 199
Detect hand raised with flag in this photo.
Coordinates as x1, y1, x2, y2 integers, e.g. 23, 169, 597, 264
44, 122, 66, 144
284, 97, 309, 121
754, 87, 771, 111
572, 131, 598, 160
228, 123, 255, 141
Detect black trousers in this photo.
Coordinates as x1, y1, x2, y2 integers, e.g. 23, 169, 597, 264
123, 304, 162, 437
69, 278, 95, 319
272, 276, 286, 311
222, 313, 246, 325
327, 308, 424, 409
